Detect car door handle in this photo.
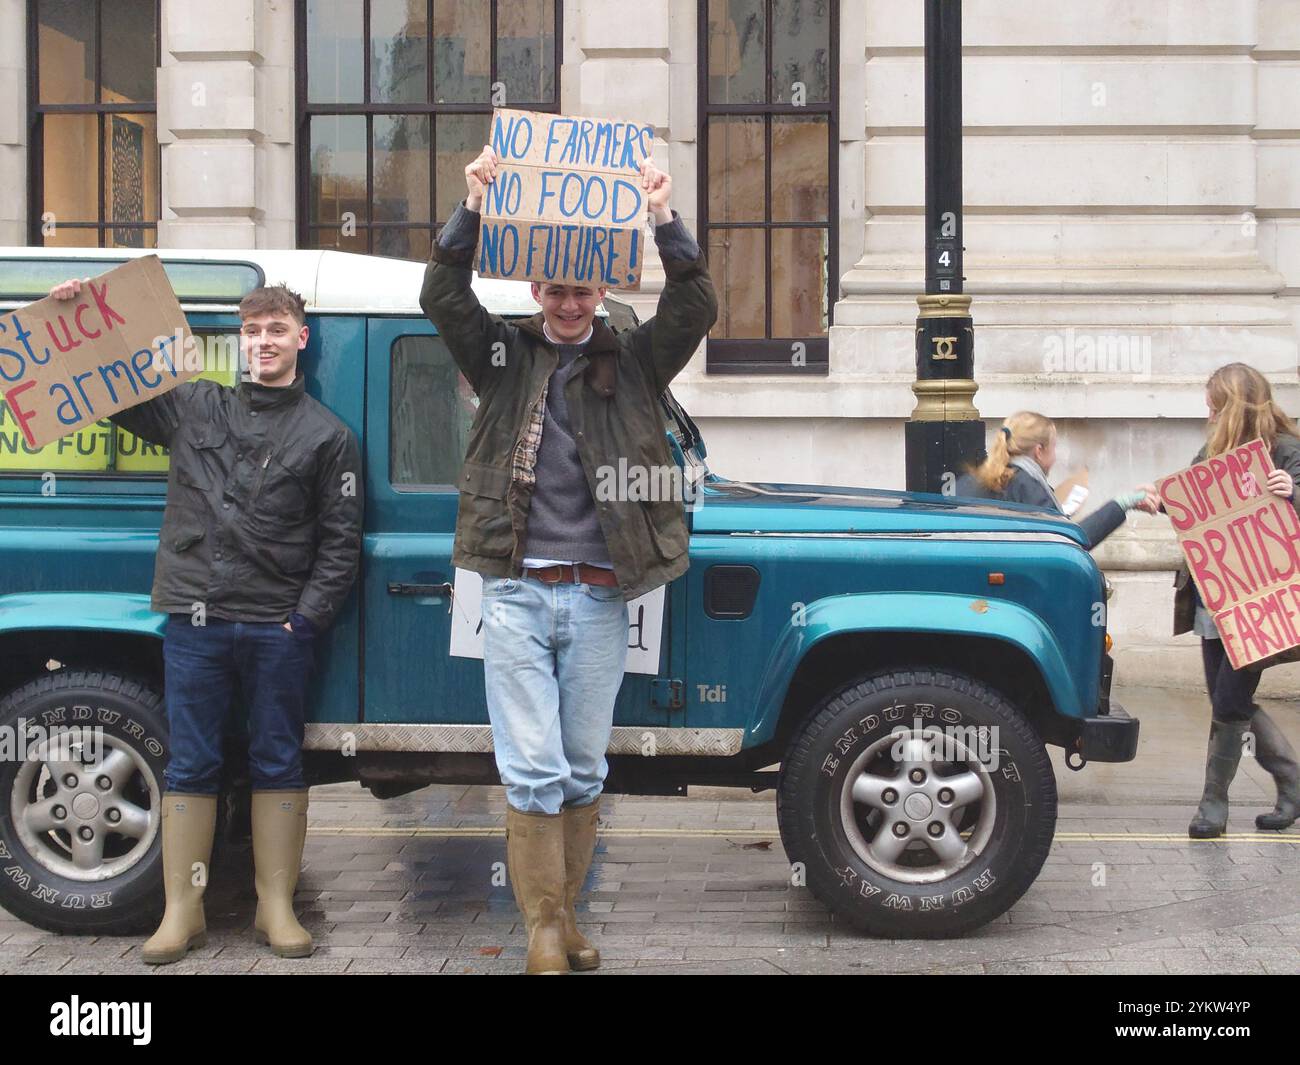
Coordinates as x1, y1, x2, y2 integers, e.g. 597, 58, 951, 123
387, 582, 453, 597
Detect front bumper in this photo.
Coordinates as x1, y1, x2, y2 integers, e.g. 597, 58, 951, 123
1077, 701, 1140, 763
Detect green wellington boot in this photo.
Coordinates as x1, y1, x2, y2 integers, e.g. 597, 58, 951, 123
1250, 709, 1300, 830
141, 793, 218, 964
1188, 720, 1249, 839
251, 790, 314, 958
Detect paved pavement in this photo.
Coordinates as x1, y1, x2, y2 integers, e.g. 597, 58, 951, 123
2, 686, 1298, 975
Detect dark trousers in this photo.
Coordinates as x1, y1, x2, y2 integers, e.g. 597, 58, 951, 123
1200, 637, 1262, 724
162, 614, 315, 793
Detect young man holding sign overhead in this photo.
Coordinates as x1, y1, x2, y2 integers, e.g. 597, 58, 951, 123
421, 128, 717, 974
44, 277, 363, 963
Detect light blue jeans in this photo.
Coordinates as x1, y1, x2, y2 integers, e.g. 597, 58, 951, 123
481, 574, 630, 814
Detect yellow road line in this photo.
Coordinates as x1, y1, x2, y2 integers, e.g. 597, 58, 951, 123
307, 826, 1300, 843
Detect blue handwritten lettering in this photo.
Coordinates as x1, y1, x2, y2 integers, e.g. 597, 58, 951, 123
611, 179, 640, 225
131, 346, 161, 389
485, 169, 523, 216
491, 113, 533, 161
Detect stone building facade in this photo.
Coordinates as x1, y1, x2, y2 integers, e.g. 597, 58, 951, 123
3, 0, 1299, 688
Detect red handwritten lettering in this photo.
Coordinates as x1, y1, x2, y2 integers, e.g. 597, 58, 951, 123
73, 302, 102, 340
44, 316, 81, 354
89, 281, 127, 332
3, 379, 39, 447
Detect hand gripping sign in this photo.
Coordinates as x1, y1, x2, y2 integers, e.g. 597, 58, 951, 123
0, 256, 197, 450
1159, 438, 1300, 669
477, 108, 656, 290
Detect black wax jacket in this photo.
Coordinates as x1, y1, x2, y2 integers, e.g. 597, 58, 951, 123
110, 374, 363, 630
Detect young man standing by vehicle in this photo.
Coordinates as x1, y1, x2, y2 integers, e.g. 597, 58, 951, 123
421, 145, 717, 974
46, 278, 363, 963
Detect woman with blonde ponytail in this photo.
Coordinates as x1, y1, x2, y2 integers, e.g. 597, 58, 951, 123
1168, 363, 1300, 839
956, 411, 1158, 549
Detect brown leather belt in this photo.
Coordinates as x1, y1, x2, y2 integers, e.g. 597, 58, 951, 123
523, 563, 619, 587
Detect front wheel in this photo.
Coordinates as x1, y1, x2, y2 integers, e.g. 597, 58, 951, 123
0, 670, 168, 935
777, 668, 1056, 938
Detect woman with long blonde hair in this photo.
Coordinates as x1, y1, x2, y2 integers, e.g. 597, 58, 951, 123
956, 411, 1158, 549
1170, 363, 1300, 838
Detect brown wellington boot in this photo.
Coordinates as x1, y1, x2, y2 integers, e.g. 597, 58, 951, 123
141, 793, 218, 965
506, 806, 570, 975
251, 790, 314, 958
561, 799, 602, 971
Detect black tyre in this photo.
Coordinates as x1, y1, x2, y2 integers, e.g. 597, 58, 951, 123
0, 670, 168, 934
777, 668, 1056, 938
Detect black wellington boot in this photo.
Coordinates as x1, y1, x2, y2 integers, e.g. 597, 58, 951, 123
1188, 720, 1249, 839
1250, 709, 1300, 831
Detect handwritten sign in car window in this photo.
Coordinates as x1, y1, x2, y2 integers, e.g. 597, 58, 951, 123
449, 567, 666, 674
477, 108, 655, 290
0, 256, 198, 450
1159, 438, 1300, 669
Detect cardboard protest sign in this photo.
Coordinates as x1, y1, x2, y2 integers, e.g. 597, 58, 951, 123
1158, 438, 1300, 669
478, 108, 656, 290
0, 255, 197, 450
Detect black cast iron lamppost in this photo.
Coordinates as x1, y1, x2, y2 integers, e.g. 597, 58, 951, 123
904, 0, 983, 494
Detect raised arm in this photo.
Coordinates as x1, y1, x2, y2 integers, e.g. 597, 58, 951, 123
625, 159, 719, 395
419, 145, 516, 394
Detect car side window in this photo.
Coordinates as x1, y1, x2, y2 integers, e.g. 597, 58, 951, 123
0, 329, 240, 476
390, 334, 476, 489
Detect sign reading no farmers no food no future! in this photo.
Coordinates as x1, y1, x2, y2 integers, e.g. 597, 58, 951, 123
0, 256, 197, 450
1160, 438, 1300, 669
478, 108, 656, 290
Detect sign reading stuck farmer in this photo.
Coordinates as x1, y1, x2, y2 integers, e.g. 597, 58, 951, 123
1159, 438, 1300, 669
0, 256, 196, 450
477, 107, 655, 289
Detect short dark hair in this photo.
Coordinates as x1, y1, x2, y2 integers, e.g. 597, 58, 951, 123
239, 283, 306, 326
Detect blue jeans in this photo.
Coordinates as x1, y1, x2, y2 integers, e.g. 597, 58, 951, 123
481, 575, 630, 814
162, 614, 315, 793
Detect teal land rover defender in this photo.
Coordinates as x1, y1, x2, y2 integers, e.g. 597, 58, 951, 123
0, 248, 1138, 940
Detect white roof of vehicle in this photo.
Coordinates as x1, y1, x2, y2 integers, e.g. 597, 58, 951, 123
0, 246, 546, 316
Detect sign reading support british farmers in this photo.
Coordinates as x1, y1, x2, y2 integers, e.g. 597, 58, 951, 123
1159, 437, 1300, 668
478, 108, 655, 290
0, 256, 196, 450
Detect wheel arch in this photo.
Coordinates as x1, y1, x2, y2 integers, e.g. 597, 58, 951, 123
0, 594, 165, 693
745, 592, 1089, 760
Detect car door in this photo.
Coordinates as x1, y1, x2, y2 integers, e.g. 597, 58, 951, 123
362, 317, 676, 727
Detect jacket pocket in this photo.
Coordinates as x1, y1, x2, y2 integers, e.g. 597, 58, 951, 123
265, 536, 314, 579
641, 498, 687, 562
158, 504, 207, 554
174, 427, 228, 490
456, 460, 515, 558
256, 449, 315, 525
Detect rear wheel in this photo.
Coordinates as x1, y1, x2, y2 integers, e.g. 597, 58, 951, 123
0, 670, 168, 934
777, 668, 1056, 938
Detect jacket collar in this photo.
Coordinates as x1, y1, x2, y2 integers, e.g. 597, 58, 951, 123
238, 372, 306, 411
1009, 455, 1062, 513
516, 312, 620, 356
